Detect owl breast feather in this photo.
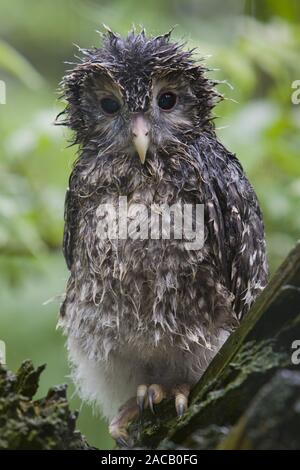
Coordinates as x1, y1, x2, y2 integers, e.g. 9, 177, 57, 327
60, 136, 267, 361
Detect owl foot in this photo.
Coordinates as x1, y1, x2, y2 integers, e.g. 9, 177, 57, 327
136, 383, 190, 417
109, 397, 139, 448
136, 383, 167, 414
109, 384, 190, 447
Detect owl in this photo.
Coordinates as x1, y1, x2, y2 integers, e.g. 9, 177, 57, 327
57, 28, 268, 447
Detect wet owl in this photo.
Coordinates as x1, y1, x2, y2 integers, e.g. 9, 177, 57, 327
57, 28, 268, 447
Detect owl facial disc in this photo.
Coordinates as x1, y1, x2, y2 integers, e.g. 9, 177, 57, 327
132, 114, 150, 164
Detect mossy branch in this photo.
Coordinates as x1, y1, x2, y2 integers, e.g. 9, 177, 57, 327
0, 360, 92, 450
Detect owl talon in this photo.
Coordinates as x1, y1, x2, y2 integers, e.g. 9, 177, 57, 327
148, 388, 156, 414
116, 436, 132, 449
175, 394, 188, 417
109, 397, 139, 448
137, 384, 148, 414
172, 384, 190, 418
147, 384, 167, 414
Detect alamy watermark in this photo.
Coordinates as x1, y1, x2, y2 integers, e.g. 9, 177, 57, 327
291, 340, 300, 365
0, 80, 6, 104
96, 197, 204, 250
0, 340, 6, 365
291, 80, 300, 105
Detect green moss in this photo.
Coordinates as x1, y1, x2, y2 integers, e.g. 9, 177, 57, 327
0, 361, 91, 450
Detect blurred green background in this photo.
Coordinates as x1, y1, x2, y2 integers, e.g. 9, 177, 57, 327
0, 0, 299, 449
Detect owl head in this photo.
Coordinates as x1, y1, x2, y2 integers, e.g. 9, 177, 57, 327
58, 28, 221, 164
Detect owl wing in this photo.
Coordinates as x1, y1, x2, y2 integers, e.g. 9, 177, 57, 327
225, 162, 268, 318
221, 159, 268, 319
198, 137, 268, 320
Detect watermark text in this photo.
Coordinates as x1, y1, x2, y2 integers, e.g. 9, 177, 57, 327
96, 197, 204, 250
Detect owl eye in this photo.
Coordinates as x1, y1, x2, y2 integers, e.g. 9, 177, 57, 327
158, 91, 177, 111
100, 97, 121, 115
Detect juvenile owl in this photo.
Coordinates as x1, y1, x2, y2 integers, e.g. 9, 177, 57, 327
58, 28, 268, 447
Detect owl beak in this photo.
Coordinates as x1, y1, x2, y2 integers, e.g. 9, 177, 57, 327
132, 115, 150, 164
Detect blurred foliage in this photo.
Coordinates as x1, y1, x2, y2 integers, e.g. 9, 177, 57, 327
0, 0, 299, 450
